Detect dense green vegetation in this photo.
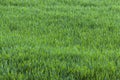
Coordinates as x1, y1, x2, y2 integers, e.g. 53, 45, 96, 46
0, 0, 120, 80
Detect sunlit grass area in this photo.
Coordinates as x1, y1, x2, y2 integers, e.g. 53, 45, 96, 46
0, 0, 120, 80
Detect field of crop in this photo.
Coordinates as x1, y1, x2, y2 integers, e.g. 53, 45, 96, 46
0, 0, 120, 80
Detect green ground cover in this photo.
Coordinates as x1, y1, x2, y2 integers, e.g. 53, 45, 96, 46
0, 0, 120, 80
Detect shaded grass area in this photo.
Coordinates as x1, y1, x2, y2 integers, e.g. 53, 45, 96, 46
0, 0, 120, 80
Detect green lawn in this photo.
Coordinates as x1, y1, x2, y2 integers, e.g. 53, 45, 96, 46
0, 0, 120, 80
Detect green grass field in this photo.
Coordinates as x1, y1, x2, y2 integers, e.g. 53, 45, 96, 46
0, 0, 120, 80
